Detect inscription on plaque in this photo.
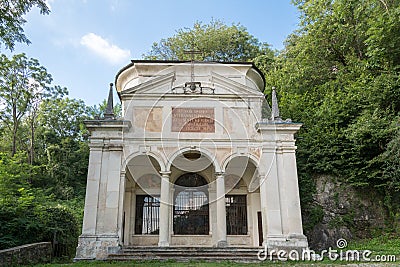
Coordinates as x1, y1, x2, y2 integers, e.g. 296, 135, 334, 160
171, 108, 215, 133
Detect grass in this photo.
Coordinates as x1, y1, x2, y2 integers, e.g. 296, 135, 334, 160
345, 234, 400, 256
33, 261, 358, 267
34, 260, 400, 267
34, 236, 400, 267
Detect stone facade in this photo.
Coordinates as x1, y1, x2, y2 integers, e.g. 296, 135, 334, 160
75, 61, 308, 260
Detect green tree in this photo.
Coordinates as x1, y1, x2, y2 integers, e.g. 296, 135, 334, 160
0, 152, 79, 252
89, 99, 122, 119
144, 19, 272, 61
38, 98, 90, 140
36, 98, 91, 199
0, 152, 47, 248
0, 97, 91, 251
0, 0, 50, 51
257, 0, 400, 232
0, 53, 66, 158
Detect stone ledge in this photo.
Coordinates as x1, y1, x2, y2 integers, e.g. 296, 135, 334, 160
0, 242, 52, 267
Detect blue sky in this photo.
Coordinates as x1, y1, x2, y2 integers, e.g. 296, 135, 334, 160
10, 0, 299, 106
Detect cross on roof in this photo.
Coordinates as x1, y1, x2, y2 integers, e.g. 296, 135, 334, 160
184, 47, 202, 87
183, 48, 202, 61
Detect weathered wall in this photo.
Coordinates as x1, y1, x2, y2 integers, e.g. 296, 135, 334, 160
0, 242, 52, 266
305, 175, 387, 251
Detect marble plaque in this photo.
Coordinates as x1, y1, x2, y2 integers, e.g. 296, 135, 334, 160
171, 108, 215, 133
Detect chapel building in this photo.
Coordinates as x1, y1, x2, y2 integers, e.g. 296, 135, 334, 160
75, 60, 308, 260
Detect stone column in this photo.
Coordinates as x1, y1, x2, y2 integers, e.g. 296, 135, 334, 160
280, 146, 306, 236
215, 172, 227, 247
276, 147, 289, 235
80, 142, 103, 235
76, 119, 130, 260
208, 182, 217, 244
259, 147, 284, 246
123, 183, 132, 245
256, 122, 308, 253
76, 143, 124, 260
169, 186, 175, 237
118, 170, 126, 245
103, 145, 123, 235
130, 187, 136, 245
158, 171, 171, 247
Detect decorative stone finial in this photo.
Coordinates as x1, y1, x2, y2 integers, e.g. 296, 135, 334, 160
104, 83, 115, 120
271, 87, 281, 121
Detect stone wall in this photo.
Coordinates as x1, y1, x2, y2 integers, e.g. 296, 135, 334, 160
0, 242, 52, 266
305, 175, 387, 251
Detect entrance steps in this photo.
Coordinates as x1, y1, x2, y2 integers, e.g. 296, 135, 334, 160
107, 246, 265, 262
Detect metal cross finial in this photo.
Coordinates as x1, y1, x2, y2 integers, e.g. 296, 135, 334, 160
184, 45, 202, 92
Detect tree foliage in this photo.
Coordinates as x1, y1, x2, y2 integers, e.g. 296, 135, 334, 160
0, 0, 50, 51
0, 96, 91, 253
0, 0, 119, 256
258, 0, 400, 226
1, 0, 400, 255
0, 53, 66, 157
0, 152, 78, 250
144, 19, 273, 62
36, 98, 92, 199
0, 65, 91, 252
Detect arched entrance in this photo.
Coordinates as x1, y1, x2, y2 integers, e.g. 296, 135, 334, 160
173, 173, 209, 235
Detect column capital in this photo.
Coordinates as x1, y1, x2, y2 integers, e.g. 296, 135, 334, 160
88, 142, 104, 150
160, 171, 171, 177
108, 145, 123, 151
214, 172, 225, 177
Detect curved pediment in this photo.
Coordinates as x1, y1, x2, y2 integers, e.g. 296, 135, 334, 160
117, 60, 265, 98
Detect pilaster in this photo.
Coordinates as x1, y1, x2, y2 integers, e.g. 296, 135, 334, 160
123, 177, 132, 245
75, 120, 130, 260
259, 147, 284, 243
81, 143, 103, 235
256, 122, 308, 253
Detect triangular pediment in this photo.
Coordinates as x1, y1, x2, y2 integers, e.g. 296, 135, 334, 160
210, 72, 264, 96
120, 71, 176, 96
120, 70, 264, 97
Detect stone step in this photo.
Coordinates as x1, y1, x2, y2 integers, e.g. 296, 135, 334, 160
120, 247, 261, 253
115, 252, 260, 257
107, 246, 265, 262
108, 256, 262, 263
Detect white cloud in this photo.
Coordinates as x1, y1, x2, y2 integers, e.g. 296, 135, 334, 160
80, 33, 131, 65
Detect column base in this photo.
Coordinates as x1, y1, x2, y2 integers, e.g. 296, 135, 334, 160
263, 234, 308, 254
75, 234, 120, 260
216, 240, 228, 248
158, 241, 170, 247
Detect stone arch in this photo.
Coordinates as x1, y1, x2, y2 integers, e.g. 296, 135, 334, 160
166, 146, 221, 173
222, 153, 260, 192
221, 152, 260, 172
122, 150, 167, 173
